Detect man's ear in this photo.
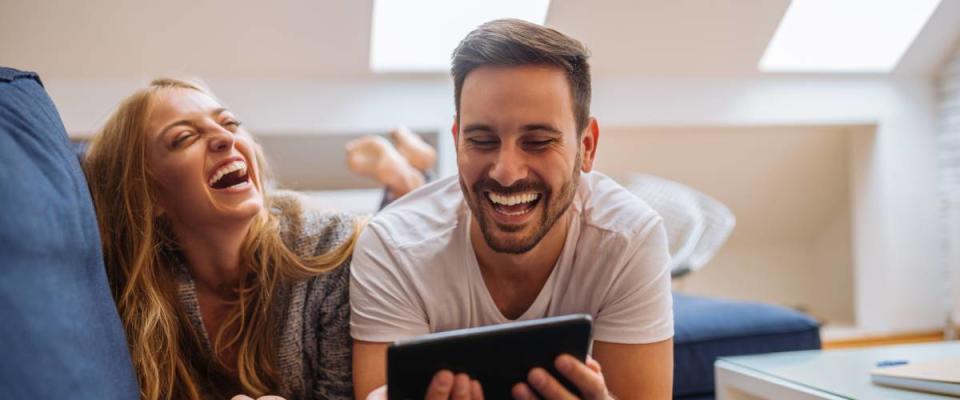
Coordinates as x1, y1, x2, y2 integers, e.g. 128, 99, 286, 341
451, 117, 459, 145
580, 117, 600, 172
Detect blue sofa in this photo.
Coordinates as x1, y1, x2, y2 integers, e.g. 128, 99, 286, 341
672, 294, 821, 399
0, 68, 139, 396
0, 67, 820, 398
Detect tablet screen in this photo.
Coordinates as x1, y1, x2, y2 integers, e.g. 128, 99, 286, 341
387, 314, 593, 399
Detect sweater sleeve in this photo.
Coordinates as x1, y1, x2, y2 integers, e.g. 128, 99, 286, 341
310, 261, 354, 400
282, 200, 356, 400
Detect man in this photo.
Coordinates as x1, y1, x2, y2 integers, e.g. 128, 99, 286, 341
351, 19, 673, 399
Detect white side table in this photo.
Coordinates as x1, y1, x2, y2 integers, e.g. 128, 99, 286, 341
715, 342, 960, 399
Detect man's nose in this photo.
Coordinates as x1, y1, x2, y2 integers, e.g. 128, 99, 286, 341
488, 146, 527, 187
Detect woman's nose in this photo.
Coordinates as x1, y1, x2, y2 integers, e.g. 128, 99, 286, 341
208, 128, 235, 152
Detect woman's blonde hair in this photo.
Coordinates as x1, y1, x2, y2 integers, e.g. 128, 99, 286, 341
83, 78, 361, 399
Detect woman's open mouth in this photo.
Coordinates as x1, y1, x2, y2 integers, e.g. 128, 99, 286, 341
208, 159, 251, 190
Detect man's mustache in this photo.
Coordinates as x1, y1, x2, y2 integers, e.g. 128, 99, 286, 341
472, 178, 548, 195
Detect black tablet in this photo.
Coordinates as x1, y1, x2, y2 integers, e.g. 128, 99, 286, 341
387, 314, 593, 399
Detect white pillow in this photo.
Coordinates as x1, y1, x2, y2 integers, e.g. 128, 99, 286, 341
625, 174, 736, 276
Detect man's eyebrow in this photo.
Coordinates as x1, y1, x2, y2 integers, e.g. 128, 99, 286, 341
157, 107, 230, 140
521, 124, 563, 134
462, 123, 494, 134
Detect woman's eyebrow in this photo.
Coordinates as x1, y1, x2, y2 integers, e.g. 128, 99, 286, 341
158, 120, 196, 141
157, 108, 229, 141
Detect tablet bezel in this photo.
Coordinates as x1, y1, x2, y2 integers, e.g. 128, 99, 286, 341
387, 313, 594, 399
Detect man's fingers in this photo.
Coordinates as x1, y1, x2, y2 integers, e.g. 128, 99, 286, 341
512, 382, 541, 400
427, 371, 482, 400
425, 370, 455, 400
470, 379, 485, 399
525, 367, 577, 399
585, 356, 602, 374
231, 396, 254, 400
554, 355, 607, 399
452, 373, 472, 400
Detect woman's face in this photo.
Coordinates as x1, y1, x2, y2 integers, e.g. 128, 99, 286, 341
145, 88, 263, 231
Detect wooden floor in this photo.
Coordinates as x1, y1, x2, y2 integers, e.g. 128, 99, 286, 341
822, 330, 953, 350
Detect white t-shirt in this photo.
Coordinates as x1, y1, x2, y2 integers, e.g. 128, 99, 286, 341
349, 172, 674, 344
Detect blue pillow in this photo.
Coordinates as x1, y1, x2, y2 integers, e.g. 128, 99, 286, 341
673, 293, 821, 398
0, 67, 139, 398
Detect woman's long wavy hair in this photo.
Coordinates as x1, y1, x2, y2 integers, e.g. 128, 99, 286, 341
83, 78, 361, 399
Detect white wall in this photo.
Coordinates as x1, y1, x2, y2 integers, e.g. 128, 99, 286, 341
676, 207, 855, 326
808, 203, 855, 325
682, 242, 826, 311
591, 77, 941, 334
52, 77, 455, 137
48, 73, 943, 334
595, 125, 855, 326
937, 43, 960, 332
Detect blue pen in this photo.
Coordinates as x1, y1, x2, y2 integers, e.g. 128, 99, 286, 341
876, 359, 909, 368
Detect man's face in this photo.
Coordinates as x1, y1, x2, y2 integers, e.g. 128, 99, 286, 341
455, 65, 595, 254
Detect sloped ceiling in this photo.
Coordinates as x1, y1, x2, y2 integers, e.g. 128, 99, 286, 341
2, 0, 958, 80
549, 0, 789, 76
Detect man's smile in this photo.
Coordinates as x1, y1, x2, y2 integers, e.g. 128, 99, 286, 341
486, 191, 541, 216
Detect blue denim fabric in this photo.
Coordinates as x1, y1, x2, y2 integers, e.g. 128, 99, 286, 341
0, 67, 139, 398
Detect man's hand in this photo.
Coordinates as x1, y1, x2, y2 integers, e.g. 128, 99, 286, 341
425, 371, 485, 400
365, 370, 485, 400
512, 355, 612, 400
230, 396, 286, 400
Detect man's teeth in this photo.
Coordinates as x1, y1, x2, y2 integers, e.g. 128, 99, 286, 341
208, 160, 247, 186
488, 192, 539, 206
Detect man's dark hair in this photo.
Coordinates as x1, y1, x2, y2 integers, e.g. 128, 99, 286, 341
451, 18, 592, 134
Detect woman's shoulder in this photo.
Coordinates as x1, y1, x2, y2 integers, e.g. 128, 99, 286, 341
269, 190, 358, 258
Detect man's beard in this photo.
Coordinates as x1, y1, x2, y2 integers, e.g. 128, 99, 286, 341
460, 155, 581, 254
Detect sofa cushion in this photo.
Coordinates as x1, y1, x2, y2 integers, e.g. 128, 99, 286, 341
0, 67, 139, 397
672, 293, 821, 398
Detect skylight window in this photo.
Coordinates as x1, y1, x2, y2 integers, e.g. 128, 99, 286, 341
370, 0, 551, 73
759, 0, 941, 73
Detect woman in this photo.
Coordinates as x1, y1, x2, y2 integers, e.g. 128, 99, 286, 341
84, 78, 366, 399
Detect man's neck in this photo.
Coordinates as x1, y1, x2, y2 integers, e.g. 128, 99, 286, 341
169, 217, 253, 298
470, 211, 571, 319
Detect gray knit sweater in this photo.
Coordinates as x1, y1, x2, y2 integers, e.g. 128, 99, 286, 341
175, 192, 354, 399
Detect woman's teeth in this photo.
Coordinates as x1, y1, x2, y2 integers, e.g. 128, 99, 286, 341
208, 160, 247, 187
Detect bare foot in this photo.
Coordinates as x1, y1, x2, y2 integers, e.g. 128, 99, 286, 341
346, 136, 425, 198
390, 126, 437, 172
